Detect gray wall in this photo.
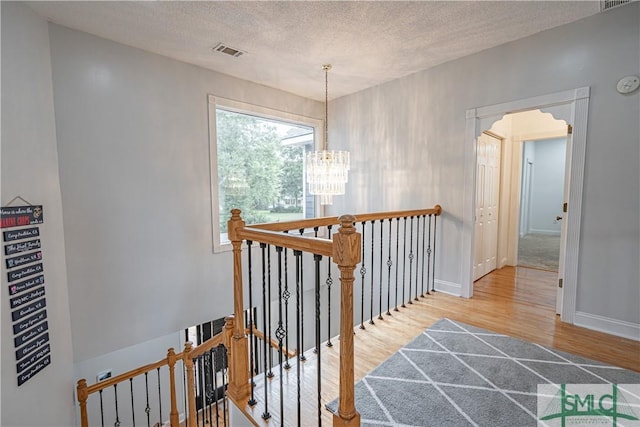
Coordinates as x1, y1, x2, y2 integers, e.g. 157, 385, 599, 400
1, 3, 75, 426
528, 138, 566, 235
329, 4, 639, 327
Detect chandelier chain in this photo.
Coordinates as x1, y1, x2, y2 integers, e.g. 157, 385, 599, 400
323, 64, 331, 150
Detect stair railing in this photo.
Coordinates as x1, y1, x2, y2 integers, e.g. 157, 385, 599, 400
76, 325, 230, 427
226, 205, 441, 427
76, 204, 442, 427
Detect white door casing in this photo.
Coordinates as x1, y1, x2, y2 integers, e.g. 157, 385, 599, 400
464, 87, 590, 325
556, 128, 572, 314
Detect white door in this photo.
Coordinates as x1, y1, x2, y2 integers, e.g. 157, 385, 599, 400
556, 128, 572, 314
474, 132, 502, 281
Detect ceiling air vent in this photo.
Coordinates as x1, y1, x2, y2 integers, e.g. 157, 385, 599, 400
600, 0, 632, 11
212, 43, 245, 58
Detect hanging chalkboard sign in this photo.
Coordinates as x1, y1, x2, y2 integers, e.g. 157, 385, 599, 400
9, 275, 45, 296
6, 251, 42, 269
3, 227, 39, 242
2, 203, 50, 386
13, 309, 47, 335
0, 206, 43, 229
7, 262, 43, 283
5, 239, 41, 256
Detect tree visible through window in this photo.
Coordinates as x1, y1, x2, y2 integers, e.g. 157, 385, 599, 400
214, 106, 315, 240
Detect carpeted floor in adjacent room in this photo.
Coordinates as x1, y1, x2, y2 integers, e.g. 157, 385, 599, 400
518, 233, 560, 271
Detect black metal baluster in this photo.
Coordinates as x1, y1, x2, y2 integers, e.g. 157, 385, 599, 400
314, 253, 323, 427
378, 219, 384, 320
420, 215, 427, 296
298, 229, 306, 361
426, 214, 433, 294
198, 355, 205, 426
359, 222, 367, 329
401, 217, 408, 307
259, 243, 271, 420
130, 378, 136, 427
221, 347, 228, 426
253, 307, 260, 376
369, 220, 375, 324
276, 246, 286, 426
386, 218, 393, 315
246, 240, 257, 406
394, 218, 400, 311
414, 215, 421, 301
182, 361, 187, 427
294, 250, 303, 427
408, 216, 415, 304
326, 225, 333, 347
157, 368, 162, 427
432, 214, 438, 293
267, 245, 274, 378
99, 389, 105, 427
213, 349, 219, 426
284, 233, 292, 368
113, 384, 121, 427
206, 353, 213, 427
144, 372, 151, 427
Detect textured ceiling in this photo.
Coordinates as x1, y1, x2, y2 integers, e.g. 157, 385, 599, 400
27, 1, 602, 101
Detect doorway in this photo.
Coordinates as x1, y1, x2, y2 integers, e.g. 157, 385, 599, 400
464, 87, 591, 325
473, 111, 568, 282
517, 137, 566, 272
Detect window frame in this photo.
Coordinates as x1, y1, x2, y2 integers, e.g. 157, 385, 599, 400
208, 95, 324, 253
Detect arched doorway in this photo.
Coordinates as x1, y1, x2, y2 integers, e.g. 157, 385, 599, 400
464, 87, 590, 324
475, 110, 569, 313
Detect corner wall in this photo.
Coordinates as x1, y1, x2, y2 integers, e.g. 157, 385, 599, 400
46, 23, 323, 363
1, 2, 75, 425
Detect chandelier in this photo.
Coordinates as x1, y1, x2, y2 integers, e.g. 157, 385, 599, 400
306, 64, 350, 205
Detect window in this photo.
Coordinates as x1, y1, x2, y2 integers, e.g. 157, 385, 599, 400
208, 95, 322, 251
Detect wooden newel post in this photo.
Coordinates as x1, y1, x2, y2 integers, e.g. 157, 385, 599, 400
184, 342, 197, 427
167, 348, 180, 427
223, 315, 238, 393
226, 209, 251, 401
332, 215, 362, 427
77, 379, 89, 427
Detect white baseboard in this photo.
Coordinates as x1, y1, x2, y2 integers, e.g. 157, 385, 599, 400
434, 279, 462, 297
574, 311, 640, 341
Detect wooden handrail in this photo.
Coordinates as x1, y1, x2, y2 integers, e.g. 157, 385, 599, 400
187, 330, 225, 359
247, 205, 441, 233
249, 325, 297, 359
237, 227, 333, 256
83, 356, 171, 395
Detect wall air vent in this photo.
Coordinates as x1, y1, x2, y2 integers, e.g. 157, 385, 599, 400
600, 0, 632, 11
212, 43, 245, 58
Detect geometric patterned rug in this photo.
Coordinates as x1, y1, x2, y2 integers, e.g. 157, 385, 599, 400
327, 318, 640, 426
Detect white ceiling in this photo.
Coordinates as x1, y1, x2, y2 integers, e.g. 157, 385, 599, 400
27, 1, 602, 101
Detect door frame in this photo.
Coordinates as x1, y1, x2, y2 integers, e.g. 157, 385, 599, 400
463, 87, 590, 324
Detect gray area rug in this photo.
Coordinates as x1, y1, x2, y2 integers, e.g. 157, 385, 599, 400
518, 233, 560, 271
326, 318, 640, 426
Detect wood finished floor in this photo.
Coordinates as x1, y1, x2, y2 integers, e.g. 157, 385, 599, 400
235, 266, 640, 426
